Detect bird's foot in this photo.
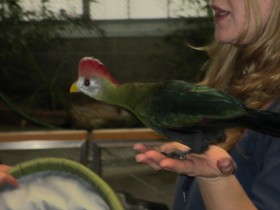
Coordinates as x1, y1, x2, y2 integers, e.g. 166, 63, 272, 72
162, 150, 191, 160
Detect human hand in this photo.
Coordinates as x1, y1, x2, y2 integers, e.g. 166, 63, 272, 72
0, 164, 18, 187
134, 142, 236, 180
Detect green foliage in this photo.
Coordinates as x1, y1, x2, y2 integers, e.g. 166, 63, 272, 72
150, 0, 214, 82
150, 17, 214, 83
0, 0, 95, 110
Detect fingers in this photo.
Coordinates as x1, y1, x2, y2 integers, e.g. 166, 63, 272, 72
134, 143, 195, 174
157, 158, 196, 174
135, 149, 166, 170
0, 165, 18, 187
133, 143, 152, 153
159, 142, 190, 154
0, 172, 19, 187
133, 142, 201, 174
203, 146, 236, 176
217, 158, 237, 176
134, 142, 189, 155
0, 164, 12, 173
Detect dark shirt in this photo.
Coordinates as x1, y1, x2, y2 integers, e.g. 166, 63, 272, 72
173, 98, 280, 210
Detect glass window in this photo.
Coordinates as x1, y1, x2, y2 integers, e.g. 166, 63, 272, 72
18, 0, 208, 20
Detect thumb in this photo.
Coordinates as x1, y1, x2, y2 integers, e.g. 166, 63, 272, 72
217, 158, 236, 176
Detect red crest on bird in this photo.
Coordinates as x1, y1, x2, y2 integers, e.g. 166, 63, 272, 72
78, 57, 120, 85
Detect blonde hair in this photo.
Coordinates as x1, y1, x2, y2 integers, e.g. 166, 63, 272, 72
201, 0, 280, 149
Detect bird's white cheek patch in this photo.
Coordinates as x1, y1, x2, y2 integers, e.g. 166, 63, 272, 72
77, 77, 85, 89
79, 79, 101, 97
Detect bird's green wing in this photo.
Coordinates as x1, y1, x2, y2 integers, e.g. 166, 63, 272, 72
131, 81, 247, 128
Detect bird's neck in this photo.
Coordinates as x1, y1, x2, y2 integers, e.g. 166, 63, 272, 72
95, 78, 130, 109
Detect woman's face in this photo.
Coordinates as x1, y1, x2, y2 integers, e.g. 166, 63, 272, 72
210, 0, 273, 44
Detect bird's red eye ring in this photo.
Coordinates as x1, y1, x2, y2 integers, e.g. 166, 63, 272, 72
84, 79, 90, 87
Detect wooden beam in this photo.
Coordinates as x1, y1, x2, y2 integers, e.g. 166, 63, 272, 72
0, 130, 88, 142
92, 128, 165, 140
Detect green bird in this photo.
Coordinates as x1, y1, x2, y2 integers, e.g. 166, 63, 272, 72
70, 57, 280, 155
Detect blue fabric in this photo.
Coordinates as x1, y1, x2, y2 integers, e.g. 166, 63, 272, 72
173, 98, 280, 210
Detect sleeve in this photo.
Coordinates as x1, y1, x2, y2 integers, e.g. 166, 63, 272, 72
172, 175, 206, 210
251, 135, 280, 210
250, 97, 280, 209
172, 175, 191, 210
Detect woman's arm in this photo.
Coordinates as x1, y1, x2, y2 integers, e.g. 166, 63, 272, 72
197, 175, 256, 210
134, 143, 257, 210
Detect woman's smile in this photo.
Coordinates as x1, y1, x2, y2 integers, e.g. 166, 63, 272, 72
212, 5, 230, 22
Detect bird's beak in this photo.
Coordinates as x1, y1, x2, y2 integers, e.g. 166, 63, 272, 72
70, 82, 79, 93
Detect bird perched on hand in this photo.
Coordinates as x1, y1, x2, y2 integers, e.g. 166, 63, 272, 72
70, 57, 280, 155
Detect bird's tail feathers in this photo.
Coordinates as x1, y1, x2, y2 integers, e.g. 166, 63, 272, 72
242, 109, 280, 138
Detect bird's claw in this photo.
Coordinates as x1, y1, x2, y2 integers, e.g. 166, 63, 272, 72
161, 150, 190, 159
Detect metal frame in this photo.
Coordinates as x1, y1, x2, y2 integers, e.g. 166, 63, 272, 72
91, 139, 164, 176
0, 140, 88, 165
